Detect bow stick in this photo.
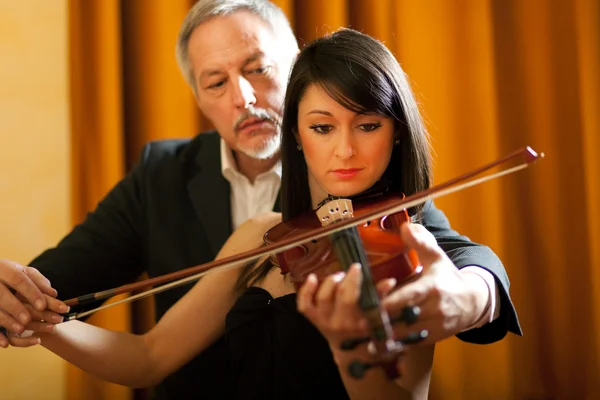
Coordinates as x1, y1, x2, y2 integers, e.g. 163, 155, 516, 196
61, 146, 544, 321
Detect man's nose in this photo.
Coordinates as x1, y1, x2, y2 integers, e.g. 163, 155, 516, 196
232, 76, 256, 109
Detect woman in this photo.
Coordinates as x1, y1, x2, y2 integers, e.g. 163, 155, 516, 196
9, 28, 518, 399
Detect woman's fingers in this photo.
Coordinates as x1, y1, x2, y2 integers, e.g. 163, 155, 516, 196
297, 273, 319, 317
22, 320, 56, 334
7, 334, 41, 348
376, 278, 397, 298
298, 271, 346, 324
24, 303, 65, 324
330, 264, 369, 335
313, 271, 345, 318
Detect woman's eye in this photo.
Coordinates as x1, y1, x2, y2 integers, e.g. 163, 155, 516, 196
309, 124, 333, 134
360, 122, 382, 132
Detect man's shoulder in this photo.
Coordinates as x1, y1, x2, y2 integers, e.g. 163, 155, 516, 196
141, 130, 220, 164
142, 131, 220, 160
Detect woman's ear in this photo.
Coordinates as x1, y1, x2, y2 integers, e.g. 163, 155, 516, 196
293, 128, 302, 150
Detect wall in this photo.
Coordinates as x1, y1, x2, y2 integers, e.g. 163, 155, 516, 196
0, 0, 69, 398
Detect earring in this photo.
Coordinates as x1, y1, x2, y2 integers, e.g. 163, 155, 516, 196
394, 138, 400, 145
297, 144, 302, 151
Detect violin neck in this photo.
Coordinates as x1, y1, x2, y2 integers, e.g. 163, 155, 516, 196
330, 226, 380, 311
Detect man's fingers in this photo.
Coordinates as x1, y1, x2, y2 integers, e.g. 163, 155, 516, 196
0, 284, 31, 327
0, 308, 24, 336
0, 260, 46, 311
0, 326, 9, 348
44, 295, 69, 314
24, 267, 58, 298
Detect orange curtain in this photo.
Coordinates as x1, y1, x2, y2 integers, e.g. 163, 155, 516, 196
68, 1, 130, 399
68, 0, 600, 398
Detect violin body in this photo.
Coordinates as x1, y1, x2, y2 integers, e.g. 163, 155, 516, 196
264, 193, 422, 289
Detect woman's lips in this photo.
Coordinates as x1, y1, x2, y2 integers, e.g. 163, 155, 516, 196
331, 168, 362, 179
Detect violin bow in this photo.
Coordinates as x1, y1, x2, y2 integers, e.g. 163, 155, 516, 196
62, 146, 544, 321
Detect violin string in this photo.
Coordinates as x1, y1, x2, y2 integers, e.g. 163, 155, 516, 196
65, 162, 531, 319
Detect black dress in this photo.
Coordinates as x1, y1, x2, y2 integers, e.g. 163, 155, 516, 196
225, 286, 351, 399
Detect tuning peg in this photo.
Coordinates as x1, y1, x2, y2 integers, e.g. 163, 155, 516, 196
391, 305, 420, 325
348, 360, 374, 378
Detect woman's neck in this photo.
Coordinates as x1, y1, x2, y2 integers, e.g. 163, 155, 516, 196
308, 174, 394, 210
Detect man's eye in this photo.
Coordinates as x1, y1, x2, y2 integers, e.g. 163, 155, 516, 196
247, 66, 270, 75
207, 80, 226, 89
309, 124, 333, 134
360, 122, 382, 132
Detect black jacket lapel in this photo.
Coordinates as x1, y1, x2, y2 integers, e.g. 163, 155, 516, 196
273, 190, 281, 212
187, 133, 232, 256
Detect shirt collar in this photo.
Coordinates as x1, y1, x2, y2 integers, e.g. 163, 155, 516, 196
220, 138, 282, 180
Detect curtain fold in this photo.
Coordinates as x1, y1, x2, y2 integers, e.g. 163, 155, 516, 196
68, 1, 130, 399
68, 0, 600, 398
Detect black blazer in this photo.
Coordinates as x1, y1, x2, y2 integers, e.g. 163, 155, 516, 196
31, 131, 521, 399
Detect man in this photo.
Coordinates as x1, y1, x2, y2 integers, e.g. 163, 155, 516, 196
0, 0, 520, 398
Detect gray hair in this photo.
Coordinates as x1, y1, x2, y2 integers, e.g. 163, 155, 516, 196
175, 0, 298, 96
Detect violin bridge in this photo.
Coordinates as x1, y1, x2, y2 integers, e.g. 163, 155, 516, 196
316, 198, 354, 226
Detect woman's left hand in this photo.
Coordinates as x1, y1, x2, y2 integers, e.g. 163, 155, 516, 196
297, 264, 369, 349
382, 223, 489, 345
297, 263, 398, 349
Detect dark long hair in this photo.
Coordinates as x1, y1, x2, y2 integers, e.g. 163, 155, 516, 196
236, 28, 433, 292
280, 28, 432, 221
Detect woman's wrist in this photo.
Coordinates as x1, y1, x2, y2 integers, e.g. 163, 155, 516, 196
459, 269, 492, 330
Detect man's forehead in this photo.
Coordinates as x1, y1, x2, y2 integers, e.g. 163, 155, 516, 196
189, 13, 279, 74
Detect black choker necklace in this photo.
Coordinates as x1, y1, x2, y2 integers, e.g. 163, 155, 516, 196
315, 178, 395, 209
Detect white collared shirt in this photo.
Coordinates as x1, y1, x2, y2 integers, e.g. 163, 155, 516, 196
220, 139, 282, 230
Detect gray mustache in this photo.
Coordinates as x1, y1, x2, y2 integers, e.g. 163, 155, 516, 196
233, 107, 276, 131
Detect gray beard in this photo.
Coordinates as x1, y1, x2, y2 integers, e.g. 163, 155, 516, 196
237, 133, 281, 160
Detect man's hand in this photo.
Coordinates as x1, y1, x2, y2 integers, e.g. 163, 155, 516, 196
0, 259, 69, 348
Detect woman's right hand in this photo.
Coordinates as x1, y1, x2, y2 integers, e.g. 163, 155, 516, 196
0, 259, 69, 348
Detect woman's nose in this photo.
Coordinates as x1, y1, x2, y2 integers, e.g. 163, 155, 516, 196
334, 132, 356, 160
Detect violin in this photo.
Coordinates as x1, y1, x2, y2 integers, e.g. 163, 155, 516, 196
33, 146, 542, 380
264, 192, 422, 379
264, 193, 420, 289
